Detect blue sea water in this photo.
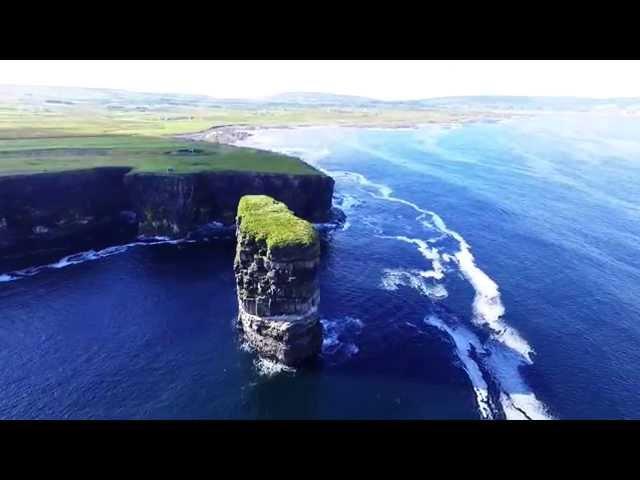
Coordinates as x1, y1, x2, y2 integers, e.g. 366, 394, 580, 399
2, 114, 640, 419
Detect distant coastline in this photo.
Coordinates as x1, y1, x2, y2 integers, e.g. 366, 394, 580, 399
176, 111, 523, 147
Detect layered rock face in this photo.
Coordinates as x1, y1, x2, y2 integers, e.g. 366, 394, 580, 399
0, 168, 334, 261
0, 167, 138, 262
234, 195, 322, 366
126, 171, 334, 237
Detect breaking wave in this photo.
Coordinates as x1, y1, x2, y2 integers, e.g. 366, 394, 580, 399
0, 236, 196, 283
333, 169, 552, 420
321, 316, 364, 364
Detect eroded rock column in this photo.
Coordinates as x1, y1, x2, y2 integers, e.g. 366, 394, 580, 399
234, 195, 322, 366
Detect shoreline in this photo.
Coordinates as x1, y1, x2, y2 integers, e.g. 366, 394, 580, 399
175, 111, 529, 147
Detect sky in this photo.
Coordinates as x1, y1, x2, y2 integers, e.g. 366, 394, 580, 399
2, 60, 640, 100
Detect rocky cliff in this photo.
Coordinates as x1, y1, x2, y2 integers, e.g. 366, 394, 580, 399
0, 167, 334, 262
234, 195, 322, 366
0, 167, 138, 261
125, 170, 334, 237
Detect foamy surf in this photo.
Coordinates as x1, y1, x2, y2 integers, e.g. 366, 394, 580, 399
378, 234, 446, 281
483, 340, 551, 420
321, 316, 363, 364
381, 269, 448, 300
424, 315, 494, 419
254, 357, 295, 377
330, 192, 363, 232
240, 338, 297, 377
335, 193, 362, 212
0, 236, 196, 283
335, 169, 551, 419
337, 170, 534, 360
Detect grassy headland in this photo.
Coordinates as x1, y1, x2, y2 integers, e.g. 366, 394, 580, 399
0, 134, 322, 177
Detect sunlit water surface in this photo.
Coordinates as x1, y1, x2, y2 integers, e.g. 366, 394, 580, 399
2, 114, 640, 419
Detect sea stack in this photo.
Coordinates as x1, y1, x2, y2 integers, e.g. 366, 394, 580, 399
234, 195, 322, 366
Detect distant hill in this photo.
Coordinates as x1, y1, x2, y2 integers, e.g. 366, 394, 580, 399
260, 92, 640, 111
2, 84, 640, 113
402, 96, 640, 111
264, 92, 380, 107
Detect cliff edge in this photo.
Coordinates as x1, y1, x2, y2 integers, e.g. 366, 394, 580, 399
0, 167, 334, 262
0, 135, 334, 263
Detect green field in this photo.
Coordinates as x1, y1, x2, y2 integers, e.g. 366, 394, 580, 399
0, 101, 348, 176
0, 104, 476, 139
0, 101, 440, 177
0, 134, 322, 176
0, 86, 508, 177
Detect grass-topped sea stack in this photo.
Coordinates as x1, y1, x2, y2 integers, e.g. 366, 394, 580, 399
234, 195, 322, 366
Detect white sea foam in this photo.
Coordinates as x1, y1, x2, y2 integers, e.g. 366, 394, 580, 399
381, 269, 448, 300
483, 340, 552, 420
449, 236, 533, 363
424, 315, 494, 419
335, 193, 362, 212
327, 193, 361, 232
427, 233, 448, 243
241, 339, 297, 377
0, 237, 196, 283
335, 168, 550, 419
441, 253, 456, 263
378, 235, 445, 281
425, 314, 552, 420
321, 316, 363, 363
336, 169, 533, 362
254, 357, 295, 377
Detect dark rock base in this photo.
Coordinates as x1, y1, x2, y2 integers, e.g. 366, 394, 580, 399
238, 307, 323, 366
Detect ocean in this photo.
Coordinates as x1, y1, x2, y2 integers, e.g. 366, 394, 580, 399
2, 113, 639, 419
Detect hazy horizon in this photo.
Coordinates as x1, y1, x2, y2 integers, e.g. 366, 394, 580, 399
3, 60, 640, 101
4, 82, 640, 103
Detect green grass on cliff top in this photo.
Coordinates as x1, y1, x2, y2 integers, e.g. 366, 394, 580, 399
237, 195, 318, 251
0, 134, 322, 177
